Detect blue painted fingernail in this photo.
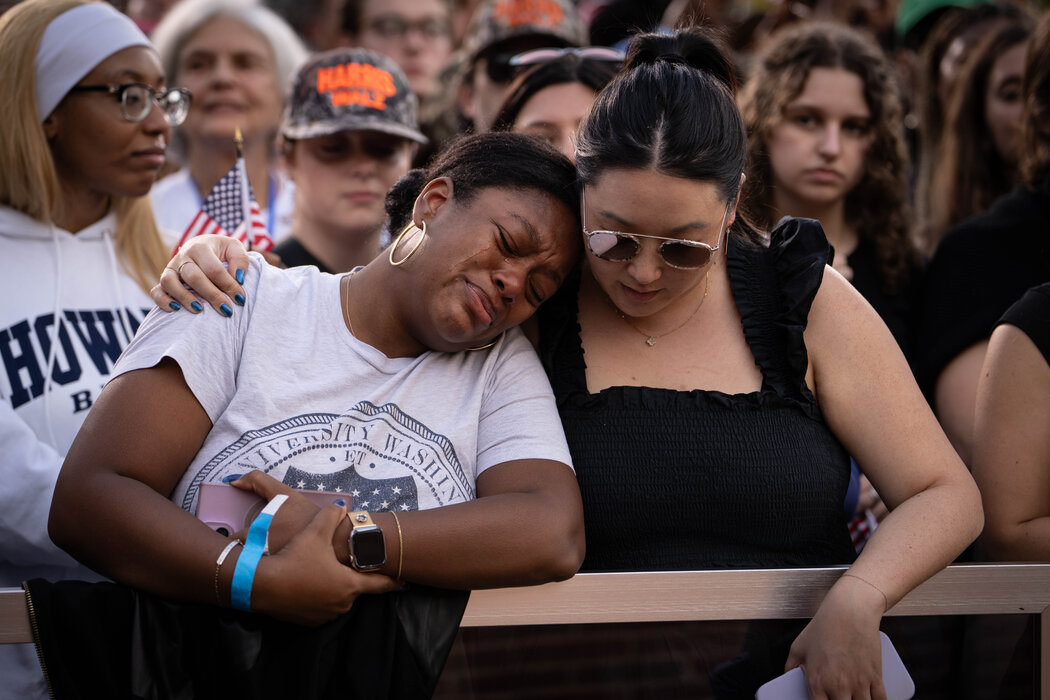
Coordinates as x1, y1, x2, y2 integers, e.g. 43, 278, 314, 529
190, 300, 203, 313
234, 292, 245, 306
333, 498, 346, 507
220, 303, 233, 317
235, 268, 245, 285
222, 473, 243, 483
168, 301, 181, 311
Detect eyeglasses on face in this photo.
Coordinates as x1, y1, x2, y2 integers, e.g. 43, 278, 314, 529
365, 14, 451, 40
67, 82, 192, 126
509, 46, 625, 69
581, 190, 731, 270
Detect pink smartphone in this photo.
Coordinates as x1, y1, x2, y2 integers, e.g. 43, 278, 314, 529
755, 631, 914, 700
197, 482, 350, 536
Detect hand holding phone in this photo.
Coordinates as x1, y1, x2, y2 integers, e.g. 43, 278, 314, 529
197, 482, 350, 537
755, 631, 914, 699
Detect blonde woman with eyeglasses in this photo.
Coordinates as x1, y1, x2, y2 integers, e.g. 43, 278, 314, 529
0, 0, 190, 696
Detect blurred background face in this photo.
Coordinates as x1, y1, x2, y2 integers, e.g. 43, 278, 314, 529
512, 81, 595, 160
766, 67, 872, 210
352, 0, 453, 100
466, 36, 566, 132
174, 16, 283, 145
285, 130, 414, 235
985, 41, 1027, 165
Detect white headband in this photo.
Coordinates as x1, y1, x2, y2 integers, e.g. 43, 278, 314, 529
35, 2, 152, 122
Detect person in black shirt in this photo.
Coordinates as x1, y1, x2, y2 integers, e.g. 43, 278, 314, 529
918, 12, 1050, 468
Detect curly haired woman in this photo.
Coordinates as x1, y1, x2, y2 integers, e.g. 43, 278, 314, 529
739, 21, 922, 365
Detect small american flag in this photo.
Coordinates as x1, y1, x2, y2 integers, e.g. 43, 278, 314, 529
175, 158, 273, 253
848, 509, 879, 552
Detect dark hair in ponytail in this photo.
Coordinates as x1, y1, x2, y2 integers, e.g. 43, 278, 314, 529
575, 27, 754, 239
385, 131, 580, 233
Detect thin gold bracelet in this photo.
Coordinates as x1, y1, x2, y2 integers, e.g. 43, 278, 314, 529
214, 539, 242, 606
840, 572, 890, 611
390, 511, 404, 582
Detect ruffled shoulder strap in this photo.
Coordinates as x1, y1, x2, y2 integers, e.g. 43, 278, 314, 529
727, 217, 832, 402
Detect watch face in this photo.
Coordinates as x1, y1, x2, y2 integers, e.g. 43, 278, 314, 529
351, 527, 386, 569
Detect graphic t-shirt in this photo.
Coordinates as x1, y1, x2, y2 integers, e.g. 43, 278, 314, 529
111, 256, 572, 515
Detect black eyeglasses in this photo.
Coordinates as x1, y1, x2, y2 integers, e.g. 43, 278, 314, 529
509, 46, 625, 69
67, 82, 192, 126
582, 190, 731, 270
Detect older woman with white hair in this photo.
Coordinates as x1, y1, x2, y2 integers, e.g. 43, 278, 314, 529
149, 0, 308, 243
0, 0, 190, 696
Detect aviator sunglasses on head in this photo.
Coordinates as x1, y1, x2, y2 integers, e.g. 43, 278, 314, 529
485, 45, 625, 83
582, 189, 732, 270
509, 45, 625, 69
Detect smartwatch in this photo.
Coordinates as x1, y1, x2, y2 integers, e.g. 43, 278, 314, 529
347, 511, 386, 571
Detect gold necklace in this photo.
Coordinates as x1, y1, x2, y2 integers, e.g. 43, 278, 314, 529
342, 269, 358, 338
613, 270, 710, 347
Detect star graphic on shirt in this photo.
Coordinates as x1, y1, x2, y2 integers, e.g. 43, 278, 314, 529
316, 482, 326, 490
351, 490, 360, 498
360, 501, 370, 509
400, 504, 410, 511
372, 488, 380, 495
335, 486, 343, 493
380, 501, 389, 509
392, 486, 401, 495
297, 479, 306, 489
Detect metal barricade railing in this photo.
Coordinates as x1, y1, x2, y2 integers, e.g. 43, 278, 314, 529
3, 563, 1049, 694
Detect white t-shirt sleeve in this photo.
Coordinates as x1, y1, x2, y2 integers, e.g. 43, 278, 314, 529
109, 257, 264, 422
475, 329, 572, 474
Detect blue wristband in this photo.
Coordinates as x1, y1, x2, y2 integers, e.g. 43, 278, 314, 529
230, 494, 288, 611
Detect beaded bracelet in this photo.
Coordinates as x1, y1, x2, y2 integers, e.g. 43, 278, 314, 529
231, 494, 288, 611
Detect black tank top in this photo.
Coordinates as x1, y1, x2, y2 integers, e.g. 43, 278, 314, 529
538, 218, 857, 571
999, 282, 1050, 366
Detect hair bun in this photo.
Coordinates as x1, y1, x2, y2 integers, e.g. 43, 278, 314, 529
626, 28, 737, 93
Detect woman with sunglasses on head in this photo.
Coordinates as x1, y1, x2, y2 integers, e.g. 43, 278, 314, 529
526, 26, 977, 697
491, 47, 622, 161
0, 1, 190, 697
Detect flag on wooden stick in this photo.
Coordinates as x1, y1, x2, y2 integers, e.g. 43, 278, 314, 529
174, 127, 273, 253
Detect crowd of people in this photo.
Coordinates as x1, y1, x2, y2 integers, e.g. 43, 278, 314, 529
2, 0, 1050, 698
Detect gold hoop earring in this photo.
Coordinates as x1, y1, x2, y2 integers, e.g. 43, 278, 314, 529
389, 221, 426, 266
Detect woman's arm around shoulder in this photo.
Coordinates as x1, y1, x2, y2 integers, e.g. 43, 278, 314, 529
153, 235, 254, 316
973, 323, 1050, 560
